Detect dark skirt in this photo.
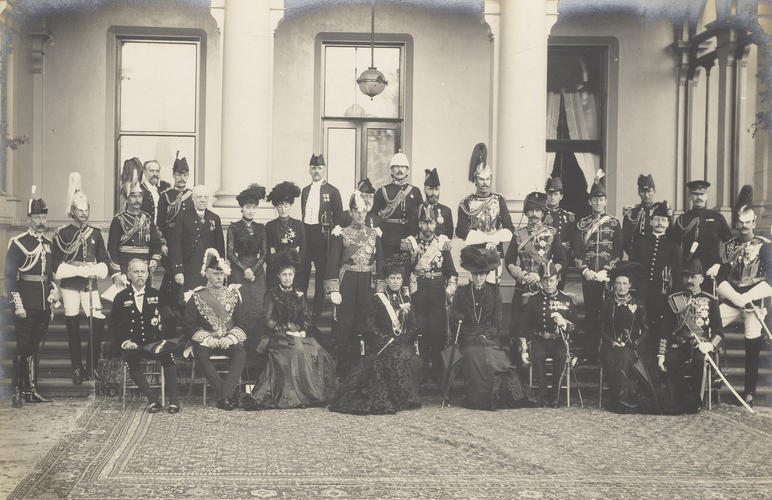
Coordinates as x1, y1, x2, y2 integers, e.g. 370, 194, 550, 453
329, 340, 422, 415
230, 266, 266, 352
457, 338, 532, 410
246, 335, 337, 409
601, 343, 661, 414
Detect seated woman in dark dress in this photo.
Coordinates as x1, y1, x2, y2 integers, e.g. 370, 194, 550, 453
448, 245, 533, 410
243, 251, 337, 410
329, 256, 422, 415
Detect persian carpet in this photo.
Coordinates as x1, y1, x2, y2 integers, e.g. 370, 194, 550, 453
8, 397, 772, 499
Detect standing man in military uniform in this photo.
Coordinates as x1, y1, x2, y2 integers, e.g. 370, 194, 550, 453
543, 176, 575, 290
422, 168, 453, 239
623, 174, 663, 258
53, 173, 110, 384
520, 261, 577, 407
629, 203, 681, 353
5, 187, 59, 407
715, 186, 772, 407
157, 153, 193, 310
372, 152, 423, 260
668, 180, 732, 293
171, 185, 224, 292
402, 204, 457, 382
573, 171, 623, 360
658, 258, 723, 414
108, 173, 162, 291
456, 143, 514, 283
505, 191, 566, 343
300, 154, 343, 317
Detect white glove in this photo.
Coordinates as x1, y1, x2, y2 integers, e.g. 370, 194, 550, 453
596, 269, 609, 282
445, 284, 457, 299
14, 307, 27, 319
175, 273, 185, 285
705, 263, 721, 278
582, 268, 596, 281
330, 291, 342, 305
521, 352, 530, 365
657, 355, 666, 372
698, 341, 714, 354
121, 340, 138, 350
183, 345, 194, 360
113, 273, 129, 287
551, 312, 568, 330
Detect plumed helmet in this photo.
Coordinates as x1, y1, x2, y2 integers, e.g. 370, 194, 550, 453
468, 143, 490, 183
27, 185, 48, 216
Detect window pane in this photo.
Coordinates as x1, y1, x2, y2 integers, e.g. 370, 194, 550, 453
326, 127, 357, 203
546, 48, 602, 141
324, 45, 400, 118
119, 135, 195, 186
365, 128, 396, 189
120, 41, 197, 132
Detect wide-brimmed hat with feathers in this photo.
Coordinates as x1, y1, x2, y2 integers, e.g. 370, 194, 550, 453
460, 245, 500, 273
236, 183, 266, 207
267, 181, 301, 206
468, 143, 490, 182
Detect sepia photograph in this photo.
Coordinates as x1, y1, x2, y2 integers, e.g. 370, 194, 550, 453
0, 0, 770, 497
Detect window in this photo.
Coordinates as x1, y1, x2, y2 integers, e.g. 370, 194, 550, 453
115, 37, 201, 205
320, 41, 406, 201
546, 45, 607, 218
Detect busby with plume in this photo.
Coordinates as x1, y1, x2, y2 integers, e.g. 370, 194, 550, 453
524, 191, 547, 213
173, 151, 189, 174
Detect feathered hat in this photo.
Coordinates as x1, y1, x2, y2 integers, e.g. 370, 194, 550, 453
651, 201, 670, 218
349, 191, 368, 212
424, 168, 440, 187
273, 248, 299, 275
173, 151, 189, 173
67, 172, 89, 212
609, 261, 640, 283
357, 178, 375, 194
460, 245, 500, 273
236, 183, 266, 207
266, 181, 301, 206
468, 143, 490, 182
27, 185, 47, 216
733, 184, 754, 226
383, 253, 410, 277
120, 157, 143, 198
588, 169, 606, 198
200, 248, 231, 277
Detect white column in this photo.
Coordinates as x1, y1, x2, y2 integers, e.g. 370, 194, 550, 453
484, 1, 500, 169
215, 0, 274, 207
496, 0, 558, 210
714, 28, 737, 213
29, 32, 49, 199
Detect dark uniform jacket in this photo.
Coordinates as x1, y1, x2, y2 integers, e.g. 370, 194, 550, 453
630, 232, 681, 297
157, 188, 193, 242
659, 289, 722, 355
716, 234, 772, 295
599, 295, 649, 347
668, 208, 731, 274
505, 224, 567, 291
456, 192, 514, 245
623, 202, 656, 257
372, 183, 423, 248
450, 282, 503, 340
52, 223, 110, 291
5, 230, 55, 311
522, 290, 577, 341
107, 210, 162, 275
544, 205, 575, 257
300, 181, 343, 230
140, 182, 159, 226
170, 208, 225, 289
111, 285, 171, 347
423, 202, 454, 239
573, 213, 623, 272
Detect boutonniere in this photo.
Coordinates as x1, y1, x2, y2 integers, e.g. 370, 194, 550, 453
281, 228, 296, 245
627, 303, 637, 313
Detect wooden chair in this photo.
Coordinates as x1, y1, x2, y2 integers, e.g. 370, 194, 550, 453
122, 360, 165, 409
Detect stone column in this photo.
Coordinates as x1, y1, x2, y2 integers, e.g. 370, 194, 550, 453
29, 31, 49, 198
215, 0, 274, 207
714, 28, 737, 214
495, 0, 558, 210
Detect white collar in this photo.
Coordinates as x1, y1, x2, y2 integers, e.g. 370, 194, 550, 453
133, 286, 146, 296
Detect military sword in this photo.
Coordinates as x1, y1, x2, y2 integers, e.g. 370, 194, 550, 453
746, 305, 772, 343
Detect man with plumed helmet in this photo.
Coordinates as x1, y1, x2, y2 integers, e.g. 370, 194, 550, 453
300, 154, 343, 317
520, 260, 577, 407
572, 170, 623, 360
505, 191, 567, 345
667, 179, 731, 292
52, 173, 110, 384
107, 158, 162, 287
338, 178, 382, 229
170, 184, 224, 292
658, 258, 723, 413
5, 186, 59, 407
227, 183, 268, 353
622, 174, 669, 257
157, 152, 194, 308
455, 143, 514, 284
182, 248, 248, 410
422, 168, 453, 239
714, 185, 772, 407
401, 203, 458, 382
543, 176, 576, 289
371, 152, 423, 259
325, 191, 385, 377
266, 181, 305, 289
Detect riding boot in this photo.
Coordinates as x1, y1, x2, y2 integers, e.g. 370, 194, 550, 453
25, 355, 52, 403
11, 355, 24, 408
85, 317, 105, 378
66, 316, 83, 384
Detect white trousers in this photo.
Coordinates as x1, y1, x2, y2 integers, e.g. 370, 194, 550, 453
719, 303, 766, 340
61, 288, 105, 319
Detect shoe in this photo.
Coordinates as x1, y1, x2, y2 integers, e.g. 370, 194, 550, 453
25, 390, 52, 403
744, 393, 754, 407
72, 367, 83, 385
147, 401, 163, 413
167, 403, 181, 414
217, 398, 234, 411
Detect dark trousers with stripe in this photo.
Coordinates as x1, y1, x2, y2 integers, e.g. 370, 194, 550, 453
299, 223, 328, 316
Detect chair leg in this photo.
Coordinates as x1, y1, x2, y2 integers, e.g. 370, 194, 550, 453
122, 363, 127, 409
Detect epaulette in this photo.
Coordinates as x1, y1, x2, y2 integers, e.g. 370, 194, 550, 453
757, 234, 771, 244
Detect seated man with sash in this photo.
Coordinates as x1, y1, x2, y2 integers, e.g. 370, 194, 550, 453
183, 248, 247, 410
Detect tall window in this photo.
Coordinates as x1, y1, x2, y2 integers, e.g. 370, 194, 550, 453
116, 38, 200, 202
546, 45, 606, 218
321, 42, 405, 201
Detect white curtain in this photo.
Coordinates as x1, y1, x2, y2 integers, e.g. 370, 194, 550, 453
545, 92, 561, 174
561, 90, 600, 182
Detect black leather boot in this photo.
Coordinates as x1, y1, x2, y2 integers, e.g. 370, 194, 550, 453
85, 317, 105, 380
66, 316, 83, 384
25, 355, 52, 403
11, 355, 24, 408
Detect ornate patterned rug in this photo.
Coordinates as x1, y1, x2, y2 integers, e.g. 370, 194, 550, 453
8, 397, 772, 499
